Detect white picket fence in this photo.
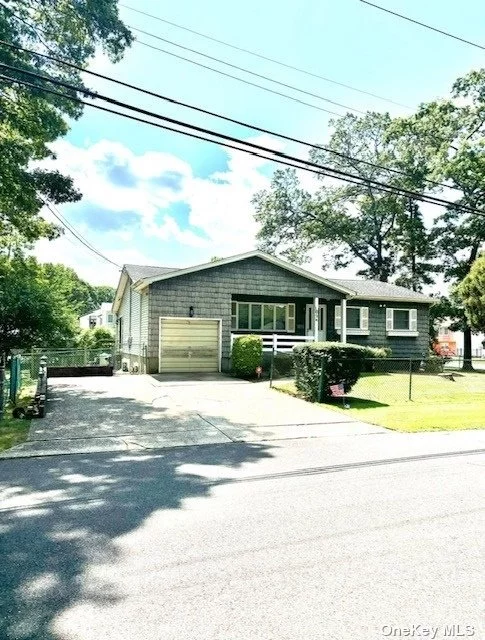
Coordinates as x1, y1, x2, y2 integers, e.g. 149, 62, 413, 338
230, 333, 315, 353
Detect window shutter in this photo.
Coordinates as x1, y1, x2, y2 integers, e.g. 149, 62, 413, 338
410, 308, 418, 332
361, 307, 369, 330
335, 305, 341, 330
287, 304, 296, 332
386, 308, 393, 331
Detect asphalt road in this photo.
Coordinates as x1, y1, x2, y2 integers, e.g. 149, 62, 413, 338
1, 431, 484, 640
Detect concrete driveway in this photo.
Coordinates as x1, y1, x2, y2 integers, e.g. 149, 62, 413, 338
1, 373, 385, 458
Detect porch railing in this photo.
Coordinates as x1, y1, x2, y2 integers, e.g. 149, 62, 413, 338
230, 333, 316, 353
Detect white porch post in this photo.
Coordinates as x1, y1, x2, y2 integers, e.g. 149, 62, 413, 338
341, 298, 347, 343
313, 296, 319, 342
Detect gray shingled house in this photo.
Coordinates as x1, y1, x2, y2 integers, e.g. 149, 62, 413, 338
112, 251, 434, 374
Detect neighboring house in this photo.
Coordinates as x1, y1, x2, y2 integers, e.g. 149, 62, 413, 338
435, 321, 484, 357
112, 251, 434, 374
79, 302, 116, 331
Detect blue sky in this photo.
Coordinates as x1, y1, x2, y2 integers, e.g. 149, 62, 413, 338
36, 0, 485, 286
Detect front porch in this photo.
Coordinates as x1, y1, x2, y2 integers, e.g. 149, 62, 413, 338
230, 295, 349, 350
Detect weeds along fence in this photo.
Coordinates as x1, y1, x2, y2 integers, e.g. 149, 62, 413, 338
269, 353, 470, 402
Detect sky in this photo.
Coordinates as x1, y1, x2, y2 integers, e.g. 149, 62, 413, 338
35, 0, 485, 288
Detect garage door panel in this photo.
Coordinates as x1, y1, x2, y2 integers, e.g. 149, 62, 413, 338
159, 318, 220, 373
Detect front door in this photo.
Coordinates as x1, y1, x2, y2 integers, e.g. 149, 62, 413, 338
305, 304, 326, 341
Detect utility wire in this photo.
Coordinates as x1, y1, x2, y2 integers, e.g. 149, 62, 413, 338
41, 199, 122, 268
0, 64, 480, 215
2, 73, 452, 210
130, 26, 365, 115
120, 3, 410, 109
2, 68, 482, 218
134, 38, 342, 117
359, 0, 485, 51
0, 38, 453, 190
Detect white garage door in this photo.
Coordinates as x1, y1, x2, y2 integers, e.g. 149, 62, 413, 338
159, 317, 221, 373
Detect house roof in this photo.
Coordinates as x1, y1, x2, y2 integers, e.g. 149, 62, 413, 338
113, 251, 435, 313
124, 264, 178, 282
327, 278, 435, 303
131, 251, 356, 296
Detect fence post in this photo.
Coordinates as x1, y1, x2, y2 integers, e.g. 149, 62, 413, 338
269, 349, 274, 388
9, 356, 19, 404
408, 358, 413, 401
272, 333, 277, 355
0, 353, 5, 420
318, 355, 327, 403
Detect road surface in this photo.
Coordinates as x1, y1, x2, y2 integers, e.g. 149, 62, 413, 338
1, 430, 483, 640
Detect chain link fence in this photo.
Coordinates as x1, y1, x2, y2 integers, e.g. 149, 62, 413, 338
269, 352, 482, 403
22, 348, 115, 375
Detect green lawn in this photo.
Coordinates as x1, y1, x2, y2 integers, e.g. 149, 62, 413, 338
0, 384, 35, 452
275, 371, 485, 432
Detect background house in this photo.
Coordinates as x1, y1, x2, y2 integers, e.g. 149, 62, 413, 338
435, 321, 484, 357
79, 302, 116, 332
112, 251, 433, 374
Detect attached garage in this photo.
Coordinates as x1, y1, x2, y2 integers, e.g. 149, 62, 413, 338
158, 317, 221, 373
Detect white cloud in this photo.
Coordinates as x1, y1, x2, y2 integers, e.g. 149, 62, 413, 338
35, 136, 281, 282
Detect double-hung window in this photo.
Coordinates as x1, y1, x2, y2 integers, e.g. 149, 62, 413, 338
386, 308, 418, 336
231, 302, 295, 332
335, 305, 369, 335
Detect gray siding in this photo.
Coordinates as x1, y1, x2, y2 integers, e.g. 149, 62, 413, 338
140, 292, 149, 349
333, 299, 430, 358
147, 256, 344, 372
117, 279, 146, 366
130, 289, 142, 356
118, 283, 131, 352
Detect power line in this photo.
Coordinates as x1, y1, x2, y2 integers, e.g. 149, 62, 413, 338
120, 3, 410, 109
6, 74, 449, 210
41, 199, 122, 268
359, 0, 485, 51
134, 38, 342, 117
2, 67, 482, 218
0, 37, 454, 191
130, 26, 366, 115
2, 74, 382, 197
1, 64, 481, 216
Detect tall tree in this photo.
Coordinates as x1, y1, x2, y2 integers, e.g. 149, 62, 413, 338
253, 112, 435, 287
0, 0, 132, 243
0, 255, 78, 354
42, 263, 114, 316
392, 69, 485, 368
457, 254, 485, 332
91, 285, 116, 308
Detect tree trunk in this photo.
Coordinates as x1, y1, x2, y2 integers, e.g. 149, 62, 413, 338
462, 326, 474, 371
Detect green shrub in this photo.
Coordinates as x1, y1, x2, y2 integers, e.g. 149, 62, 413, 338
293, 342, 368, 402
273, 352, 294, 377
231, 335, 263, 378
364, 346, 392, 359
423, 356, 444, 373
362, 345, 392, 371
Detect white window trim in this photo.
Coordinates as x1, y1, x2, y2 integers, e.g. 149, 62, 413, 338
386, 308, 419, 337
231, 301, 296, 333
335, 305, 370, 336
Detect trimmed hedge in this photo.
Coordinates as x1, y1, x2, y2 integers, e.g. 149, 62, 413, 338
362, 345, 392, 372
364, 346, 392, 359
231, 335, 263, 378
293, 342, 369, 402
